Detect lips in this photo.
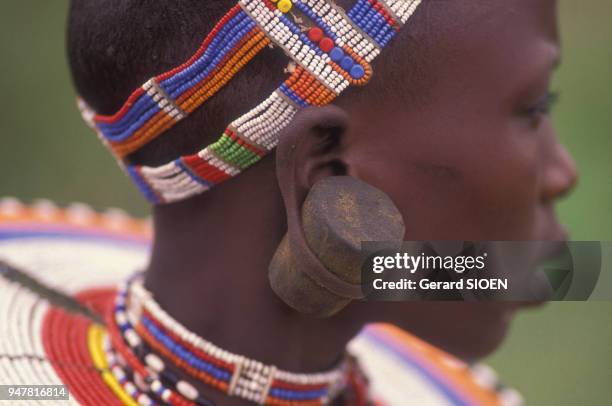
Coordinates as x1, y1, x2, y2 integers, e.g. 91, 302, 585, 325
538, 205, 570, 242
537, 239, 568, 263
519, 235, 571, 306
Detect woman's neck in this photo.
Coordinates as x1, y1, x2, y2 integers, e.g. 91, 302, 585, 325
144, 168, 365, 375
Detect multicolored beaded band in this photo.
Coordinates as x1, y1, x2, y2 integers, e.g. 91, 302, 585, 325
79, 0, 423, 203
105, 301, 210, 406
109, 276, 350, 405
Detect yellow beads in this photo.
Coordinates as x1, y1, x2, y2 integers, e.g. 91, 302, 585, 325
277, 0, 292, 13
270, 0, 291, 13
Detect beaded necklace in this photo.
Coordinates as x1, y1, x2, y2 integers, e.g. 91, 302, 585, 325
104, 275, 359, 405
78, 0, 424, 204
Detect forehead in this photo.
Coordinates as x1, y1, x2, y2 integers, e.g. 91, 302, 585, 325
350, 0, 560, 110
349, 0, 560, 110
434, 0, 559, 88
431, 1, 559, 72
423, 0, 559, 45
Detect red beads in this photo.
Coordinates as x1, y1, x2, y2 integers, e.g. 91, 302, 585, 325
319, 37, 334, 53
308, 27, 324, 42
307, 26, 334, 53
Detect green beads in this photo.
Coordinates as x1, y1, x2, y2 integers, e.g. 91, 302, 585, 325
210, 134, 261, 170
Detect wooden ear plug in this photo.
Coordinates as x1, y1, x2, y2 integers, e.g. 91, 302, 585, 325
269, 176, 405, 317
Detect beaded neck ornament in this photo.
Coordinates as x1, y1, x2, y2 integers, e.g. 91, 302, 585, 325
104, 275, 366, 405
79, 0, 423, 203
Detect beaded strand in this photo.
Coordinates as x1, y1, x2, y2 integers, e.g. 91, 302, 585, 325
81, 5, 271, 159
78, 0, 424, 203
111, 276, 350, 405
109, 280, 216, 406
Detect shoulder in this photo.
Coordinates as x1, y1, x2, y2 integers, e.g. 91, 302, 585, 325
0, 198, 150, 293
348, 324, 523, 406
0, 198, 151, 399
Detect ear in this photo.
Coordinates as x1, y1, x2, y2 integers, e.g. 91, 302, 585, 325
276, 105, 351, 209
271, 105, 405, 317
272, 105, 364, 317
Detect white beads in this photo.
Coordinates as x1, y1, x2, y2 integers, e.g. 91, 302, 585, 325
66, 202, 96, 225
77, 97, 97, 129
0, 197, 25, 217
470, 363, 499, 390
177, 380, 199, 400
301, 0, 380, 62
161, 389, 172, 402
0, 276, 78, 404
125, 328, 142, 347
32, 199, 60, 220
138, 393, 153, 406
143, 79, 186, 122
128, 277, 348, 404
136, 88, 299, 203
233, 91, 297, 149
499, 387, 525, 406
383, 0, 422, 24
150, 380, 162, 392
144, 353, 165, 373
241, 0, 347, 93
128, 0, 425, 204
115, 310, 129, 326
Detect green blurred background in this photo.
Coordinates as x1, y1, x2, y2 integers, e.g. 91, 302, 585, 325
0, 1, 610, 405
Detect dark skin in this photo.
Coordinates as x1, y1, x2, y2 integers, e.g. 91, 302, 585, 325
145, 1, 577, 404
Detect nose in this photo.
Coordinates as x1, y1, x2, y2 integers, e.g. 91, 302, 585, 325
541, 141, 579, 203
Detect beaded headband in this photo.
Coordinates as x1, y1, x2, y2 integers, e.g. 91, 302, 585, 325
79, 0, 423, 204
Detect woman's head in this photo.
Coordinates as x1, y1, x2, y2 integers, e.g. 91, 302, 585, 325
68, 0, 577, 359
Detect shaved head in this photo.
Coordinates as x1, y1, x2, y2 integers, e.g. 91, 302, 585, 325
68, 0, 285, 165
67, 0, 428, 166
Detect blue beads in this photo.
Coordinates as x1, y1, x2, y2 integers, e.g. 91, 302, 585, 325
98, 10, 254, 143
141, 315, 233, 381
330, 48, 365, 80
164, 11, 250, 91
269, 387, 328, 401
280, 85, 309, 107
127, 166, 161, 204
348, 0, 396, 47
167, 17, 256, 97
340, 56, 355, 71
329, 47, 345, 62
350, 64, 366, 80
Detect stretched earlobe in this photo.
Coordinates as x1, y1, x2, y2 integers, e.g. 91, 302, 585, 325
269, 106, 405, 317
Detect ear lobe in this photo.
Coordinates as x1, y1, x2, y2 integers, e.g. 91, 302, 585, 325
271, 105, 405, 317
276, 105, 351, 207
